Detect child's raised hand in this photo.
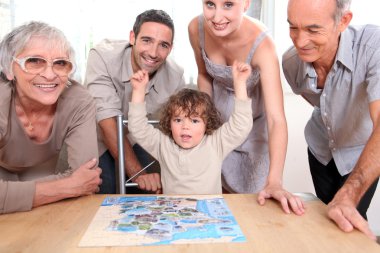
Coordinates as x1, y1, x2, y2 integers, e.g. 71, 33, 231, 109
232, 61, 251, 100
131, 70, 149, 91
131, 70, 149, 103
232, 61, 252, 85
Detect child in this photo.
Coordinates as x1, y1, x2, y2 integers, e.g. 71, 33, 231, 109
128, 61, 253, 194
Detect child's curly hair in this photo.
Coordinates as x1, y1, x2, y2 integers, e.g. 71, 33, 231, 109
159, 88, 222, 138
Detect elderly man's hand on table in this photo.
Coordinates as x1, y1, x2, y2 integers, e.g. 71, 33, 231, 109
327, 192, 376, 240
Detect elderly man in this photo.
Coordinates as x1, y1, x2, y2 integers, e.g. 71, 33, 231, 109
283, 0, 380, 239
85, 9, 186, 194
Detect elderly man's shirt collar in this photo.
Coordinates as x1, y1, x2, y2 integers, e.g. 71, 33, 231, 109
335, 29, 354, 72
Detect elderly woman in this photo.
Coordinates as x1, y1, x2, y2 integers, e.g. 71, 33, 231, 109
0, 21, 102, 214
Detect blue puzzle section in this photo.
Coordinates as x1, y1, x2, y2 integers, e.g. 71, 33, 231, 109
101, 196, 246, 245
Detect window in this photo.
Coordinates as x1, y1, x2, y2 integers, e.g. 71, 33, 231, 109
1, 0, 203, 83
1, 1, 379, 85
1, 1, 266, 84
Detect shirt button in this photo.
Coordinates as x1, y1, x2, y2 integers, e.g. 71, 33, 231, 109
331, 140, 335, 143
332, 148, 336, 151
323, 93, 326, 97
324, 112, 327, 116
327, 126, 331, 130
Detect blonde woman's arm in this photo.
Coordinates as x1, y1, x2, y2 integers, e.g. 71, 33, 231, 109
252, 35, 305, 215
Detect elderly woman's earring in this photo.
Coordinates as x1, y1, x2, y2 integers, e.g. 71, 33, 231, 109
10, 76, 17, 86
66, 80, 72, 87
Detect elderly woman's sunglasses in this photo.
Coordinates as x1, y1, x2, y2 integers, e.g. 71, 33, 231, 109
13, 56, 75, 77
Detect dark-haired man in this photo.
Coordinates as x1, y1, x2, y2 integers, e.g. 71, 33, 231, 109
85, 9, 185, 194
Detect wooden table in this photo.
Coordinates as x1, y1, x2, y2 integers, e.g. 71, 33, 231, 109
0, 194, 378, 253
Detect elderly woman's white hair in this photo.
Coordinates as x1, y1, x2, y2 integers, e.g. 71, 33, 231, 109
0, 21, 75, 81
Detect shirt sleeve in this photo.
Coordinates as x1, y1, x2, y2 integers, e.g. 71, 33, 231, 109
282, 46, 302, 95
0, 179, 35, 214
128, 102, 162, 160
176, 73, 186, 91
65, 95, 99, 171
366, 37, 380, 102
215, 98, 253, 158
0, 84, 36, 214
0, 82, 12, 145
84, 49, 122, 122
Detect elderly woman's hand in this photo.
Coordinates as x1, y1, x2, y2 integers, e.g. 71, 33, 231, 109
69, 159, 102, 196
33, 159, 102, 208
